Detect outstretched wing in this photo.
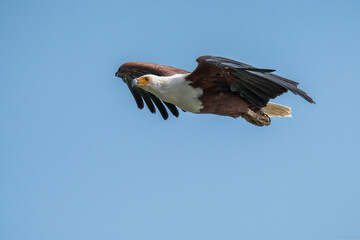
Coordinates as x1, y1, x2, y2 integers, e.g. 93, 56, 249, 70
186, 55, 315, 107
115, 62, 189, 119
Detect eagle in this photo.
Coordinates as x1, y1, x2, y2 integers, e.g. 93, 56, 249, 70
115, 55, 315, 126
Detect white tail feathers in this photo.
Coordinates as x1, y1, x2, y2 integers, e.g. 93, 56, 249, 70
262, 102, 292, 117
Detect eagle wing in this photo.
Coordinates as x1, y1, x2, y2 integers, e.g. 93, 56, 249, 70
115, 62, 189, 119
186, 55, 315, 107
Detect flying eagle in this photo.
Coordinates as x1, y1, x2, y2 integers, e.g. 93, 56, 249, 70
115, 55, 315, 126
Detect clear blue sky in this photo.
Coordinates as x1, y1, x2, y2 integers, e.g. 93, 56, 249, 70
1, 0, 359, 239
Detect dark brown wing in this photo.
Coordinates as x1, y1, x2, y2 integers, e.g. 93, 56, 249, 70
115, 62, 189, 119
186, 55, 315, 107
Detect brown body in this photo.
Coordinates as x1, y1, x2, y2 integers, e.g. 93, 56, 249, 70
200, 89, 250, 117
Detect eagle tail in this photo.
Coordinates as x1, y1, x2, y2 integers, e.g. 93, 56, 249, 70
261, 102, 292, 117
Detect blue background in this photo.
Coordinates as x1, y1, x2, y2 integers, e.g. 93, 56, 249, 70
1, 0, 359, 239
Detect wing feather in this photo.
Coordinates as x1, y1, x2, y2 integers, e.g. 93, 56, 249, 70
186, 55, 315, 107
164, 102, 179, 117
149, 93, 169, 120
139, 89, 156, 114
125, 82, 144, 109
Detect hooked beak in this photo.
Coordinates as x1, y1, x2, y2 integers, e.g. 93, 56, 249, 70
115, 70, 123, 78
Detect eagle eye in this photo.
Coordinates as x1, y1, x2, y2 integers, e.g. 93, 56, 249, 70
145, 77, 150, 81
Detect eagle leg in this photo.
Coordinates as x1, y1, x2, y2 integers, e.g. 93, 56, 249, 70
242, 109, 271, 127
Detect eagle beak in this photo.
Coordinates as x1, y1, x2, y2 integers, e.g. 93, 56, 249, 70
115, 70, 122, 78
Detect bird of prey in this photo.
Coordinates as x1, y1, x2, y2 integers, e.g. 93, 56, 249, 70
115, 55, 315, 126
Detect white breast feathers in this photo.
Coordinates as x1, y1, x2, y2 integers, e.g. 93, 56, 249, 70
142, 74, 204, 113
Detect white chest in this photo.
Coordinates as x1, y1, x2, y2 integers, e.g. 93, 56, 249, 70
145, 74, 204, 113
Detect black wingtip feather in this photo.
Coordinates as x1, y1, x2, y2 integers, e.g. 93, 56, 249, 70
149, 93, 169, 120
289, 87, 316, 104
164, 102, 179, 117
139, 89, 156, 114
127, 84, 144, 109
